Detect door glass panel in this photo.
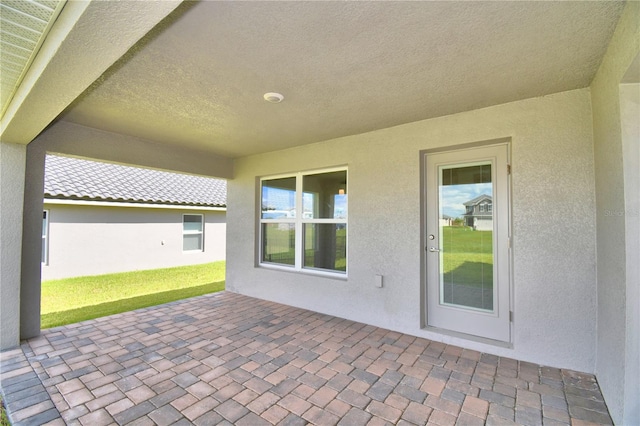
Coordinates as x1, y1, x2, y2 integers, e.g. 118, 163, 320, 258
439, 163, 494, 311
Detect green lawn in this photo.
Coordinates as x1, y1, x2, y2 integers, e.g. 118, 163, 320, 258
41, 261, 225, 329
1, 396, 8, 426
441, 226, 493, 287
263, 225, 346, 271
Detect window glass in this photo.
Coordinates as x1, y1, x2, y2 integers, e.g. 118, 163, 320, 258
439, 162, 493, 310
262, 177, 296, 219
183, 234, 202, 251
441, 164, 491, 185
183, 214, 203, 251
303, 171, 347, 219
260, 168, 347, 275
42, 211, 48, 236
303, 224, 347, 272
262, 223, 295, 266
42, 211, 48, 264
183, 215, 203, 232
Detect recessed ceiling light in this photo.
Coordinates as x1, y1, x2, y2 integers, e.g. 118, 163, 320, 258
263, 92, 284, 103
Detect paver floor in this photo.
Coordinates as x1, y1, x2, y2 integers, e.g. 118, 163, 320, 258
1, 291, 612, 425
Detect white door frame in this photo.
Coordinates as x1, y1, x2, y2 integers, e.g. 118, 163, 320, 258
421, 140, 512, 343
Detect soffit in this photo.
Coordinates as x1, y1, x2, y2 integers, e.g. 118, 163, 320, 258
59, 1, 625, 158
0, 0, 181, 145
0, 0, 65, 116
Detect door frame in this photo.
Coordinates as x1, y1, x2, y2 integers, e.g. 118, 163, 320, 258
420, 138, 513, 344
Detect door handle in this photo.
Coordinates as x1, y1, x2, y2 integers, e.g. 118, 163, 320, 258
428, 247, 440, 252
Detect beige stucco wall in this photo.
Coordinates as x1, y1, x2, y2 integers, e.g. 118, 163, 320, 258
619, 82, 639, 426
14, 124, 233, 340
35, 121, 234, 179
589, 1, 640, 424
0, 142, 26, 349
228, 87, 597, 372
41, 203, 226, 281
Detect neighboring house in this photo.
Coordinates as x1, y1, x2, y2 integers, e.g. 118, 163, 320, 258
1, 2, 638, 424
463, 194, 492, 230
439, 214, 453, 228
41, 155, 227, 280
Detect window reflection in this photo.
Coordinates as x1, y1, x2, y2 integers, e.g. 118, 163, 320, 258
262, 177, 296, 219
303, 224, 347, 272
439, 163, 494, 311
303, 171, 347, 219
262, 223, 295, 266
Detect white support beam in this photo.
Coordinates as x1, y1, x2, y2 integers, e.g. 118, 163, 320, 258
34, 121, 234, 179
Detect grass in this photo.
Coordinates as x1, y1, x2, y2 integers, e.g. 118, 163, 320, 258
41, 261, 225, 329
263, 225, 347, 271
441, 226, 493, 287
1, 396, 9, 426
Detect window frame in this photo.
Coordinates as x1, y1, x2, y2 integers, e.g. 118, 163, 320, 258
42, 210, 49, 265
182, 213, 204, 252
259, 167, 348, 277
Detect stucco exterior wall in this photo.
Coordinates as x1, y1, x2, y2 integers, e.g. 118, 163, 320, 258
227, 88, 597, 372
41, 203, 226, 280
619, 82, 640, 425
15, 126, 233, 340
589, 2, 640, 423
34, 121, 234, 179
0, 142, 26, 349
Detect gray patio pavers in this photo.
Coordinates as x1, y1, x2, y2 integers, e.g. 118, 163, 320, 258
1, 291, 612, 425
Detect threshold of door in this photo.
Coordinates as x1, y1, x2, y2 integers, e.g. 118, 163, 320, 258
422, 324, 514, 349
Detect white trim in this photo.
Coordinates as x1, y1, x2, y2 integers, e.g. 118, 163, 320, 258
43, 198, 226, 211
41, 210, 49, 265
259, 166, 348, 276
298, 218, 347, 224
424, 141, 511, 342
295, 174, 304, 269
259, 262, 349, 280
182, 213, 204, 252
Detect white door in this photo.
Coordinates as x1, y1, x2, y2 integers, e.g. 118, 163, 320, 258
425, 143, 511, 342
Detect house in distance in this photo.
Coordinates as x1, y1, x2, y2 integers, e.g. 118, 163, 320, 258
463, 194, 493, 231
42, 155, 227, 280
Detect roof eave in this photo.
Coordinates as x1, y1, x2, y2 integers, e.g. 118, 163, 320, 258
43, 196, 226, 211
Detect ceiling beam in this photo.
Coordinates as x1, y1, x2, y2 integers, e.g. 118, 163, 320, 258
0, 0, 182, 145
32, 121, 234, 179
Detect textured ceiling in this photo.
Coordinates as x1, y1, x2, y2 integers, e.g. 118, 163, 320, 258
59, 1, 624, 159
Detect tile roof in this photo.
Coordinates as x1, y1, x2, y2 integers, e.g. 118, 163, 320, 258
44, 155, 226, 207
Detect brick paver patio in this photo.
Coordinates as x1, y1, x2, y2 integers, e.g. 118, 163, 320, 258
1, 292, 612, 425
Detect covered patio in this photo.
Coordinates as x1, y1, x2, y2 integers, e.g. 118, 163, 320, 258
1, 292, 611, 425
1, 3, 638, 423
